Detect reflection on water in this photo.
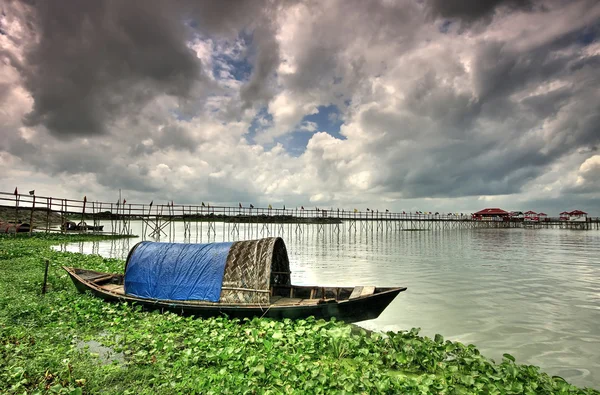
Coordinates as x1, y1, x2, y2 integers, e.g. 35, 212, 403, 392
55, 221, 600, 389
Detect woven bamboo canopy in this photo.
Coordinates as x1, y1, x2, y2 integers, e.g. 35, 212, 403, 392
219, 237, 291, 304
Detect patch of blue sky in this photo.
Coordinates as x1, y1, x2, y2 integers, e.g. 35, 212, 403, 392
246, 107, 273, 145
0, 10, 6, 35
576, 24, 597, 46
169, 108, 193, 122
277, 130, 315, 156
212, 32, 252, 79
439, 20, 452, 34
302, 104, 345, 141
274, 105, 346, 156
212, 54, 253, 81
188, 28, 253, 82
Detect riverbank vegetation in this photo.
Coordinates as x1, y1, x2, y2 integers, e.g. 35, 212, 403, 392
1, 234, 598, 394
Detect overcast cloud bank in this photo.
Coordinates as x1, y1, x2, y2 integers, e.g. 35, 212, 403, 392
1, 0, 599, 214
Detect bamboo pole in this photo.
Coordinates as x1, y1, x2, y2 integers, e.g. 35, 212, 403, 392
14, 192, 19, 227
81, 197, 87, 232
42, 259, 49, 295
45, 197, 51, 232
29, 194, 36, 235
91, 201, 95, 232
60, 199, 65, 233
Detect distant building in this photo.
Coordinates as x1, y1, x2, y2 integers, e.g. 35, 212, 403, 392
559, 211, 570, 221
509, 211, 524, 221
537, 212, 547, 222
524, 210, 538, 222
473, 208, 510, 221
568, 210, 588, 222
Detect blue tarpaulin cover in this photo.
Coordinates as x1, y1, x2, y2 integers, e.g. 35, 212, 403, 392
124, 241, 233, 302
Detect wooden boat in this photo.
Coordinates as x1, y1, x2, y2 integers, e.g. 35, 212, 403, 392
77, 222, 104, 231
61, 221, 104, 231
0, 221, 31, 233
64, 267, 405, 322
64, 238, 405, 323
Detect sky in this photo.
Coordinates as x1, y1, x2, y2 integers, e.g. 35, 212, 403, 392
1, 0, 599, 215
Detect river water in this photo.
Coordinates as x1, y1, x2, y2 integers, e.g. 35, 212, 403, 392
56, 221, 600, 389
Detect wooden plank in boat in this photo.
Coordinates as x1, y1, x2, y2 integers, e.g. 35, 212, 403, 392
78, 271, 109, 281
102, 284, 125, 294
299, 299, 321, 306
91, 274, 114, 283
273, 298, 303, 306
349, 286, 375, 299
360, 286, 376, 297
349, 286, 363, 299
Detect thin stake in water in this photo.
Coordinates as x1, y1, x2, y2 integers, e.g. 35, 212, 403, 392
42, 259, 49, 295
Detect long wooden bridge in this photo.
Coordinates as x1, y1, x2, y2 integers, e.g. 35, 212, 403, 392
1, 191, 598, 237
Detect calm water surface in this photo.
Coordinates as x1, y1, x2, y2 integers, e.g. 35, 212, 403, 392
56, 221, 600, 389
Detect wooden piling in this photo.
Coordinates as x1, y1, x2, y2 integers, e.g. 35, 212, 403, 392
42, 259, 49, 295
45, 197, 52, 232
81, 196, 87, 233
29, 194, 35, 235
14, 192, 19, 229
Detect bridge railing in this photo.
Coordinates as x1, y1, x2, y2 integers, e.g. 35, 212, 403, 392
0, 191, 475, 222
2, 191, 597, 223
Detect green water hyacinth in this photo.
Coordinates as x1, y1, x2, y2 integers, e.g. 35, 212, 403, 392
1, 234, 598, 394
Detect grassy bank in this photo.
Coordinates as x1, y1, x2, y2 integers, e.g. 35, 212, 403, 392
0, 234, 598, 394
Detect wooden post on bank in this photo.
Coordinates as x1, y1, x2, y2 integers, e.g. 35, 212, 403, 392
81, 196, 87, 232
42, 259, 49, 295
29, 194, 36, 235
14, 192, 19, 228
46, 197, 52, 232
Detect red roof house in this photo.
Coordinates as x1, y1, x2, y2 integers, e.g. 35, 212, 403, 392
569, 210, 587, 215
474, 208, 509, 216
523, 210, 539, 221
566, 210, 588, 222
473, 208, 509, 221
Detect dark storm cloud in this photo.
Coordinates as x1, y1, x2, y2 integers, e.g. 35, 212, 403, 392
520, 86, 572, 119
379, 137, 552, 199
25, 146, 107, 175
425, 0, 533, 22
0, 82, 10, 102
2, 133, 36, 158
2, 0, 599, 211
129, 124, 200, 156
188, 0, 290, 108
471, 41, 572, 102
182, 0, 274, 36
155, 125, 199, 152
519, 194, 600, 216
9, 0, 204, 139
240, 26, 281, 108
7, 0, 283, 140
281, 0, 418, 95
95, 165, 160, 194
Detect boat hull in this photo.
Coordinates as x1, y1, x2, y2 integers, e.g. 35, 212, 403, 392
65, 267, 404, 323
